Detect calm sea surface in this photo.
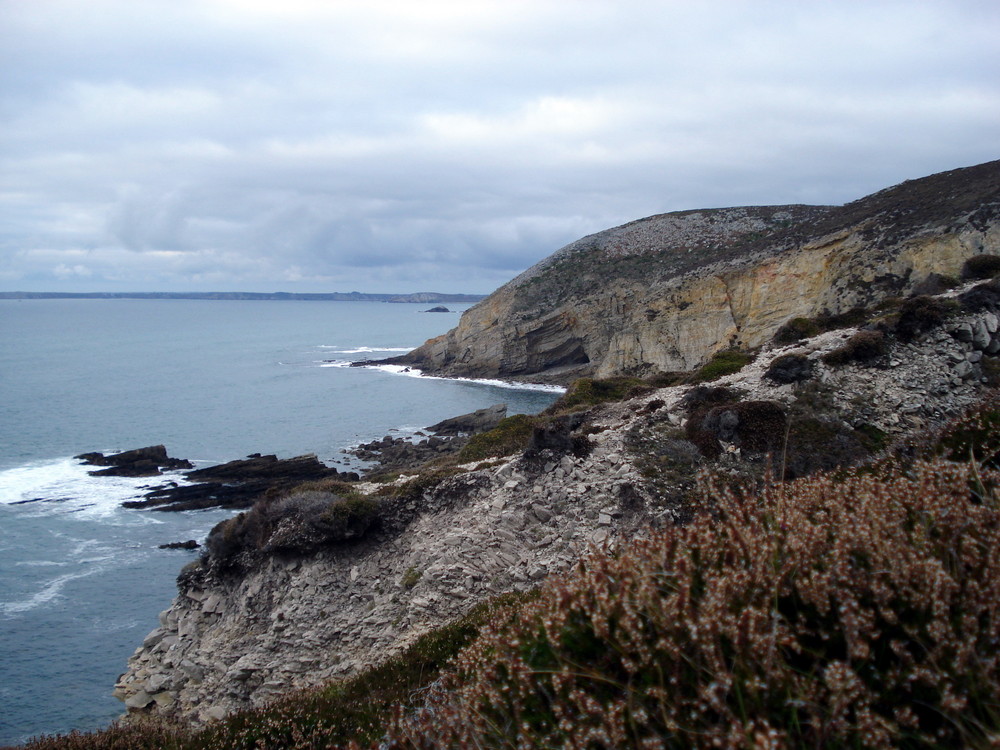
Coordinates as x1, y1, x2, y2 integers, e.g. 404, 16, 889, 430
0, 299, 559, 745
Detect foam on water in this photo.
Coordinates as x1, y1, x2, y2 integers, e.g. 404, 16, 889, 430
319, 345, 415, 354
0, 457, 192, 521
325, 361, 567, 393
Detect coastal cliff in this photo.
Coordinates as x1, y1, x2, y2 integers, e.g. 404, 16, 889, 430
115, 282, 1000, 725
102, 160, 1000, 742
396, 160, 1000, 383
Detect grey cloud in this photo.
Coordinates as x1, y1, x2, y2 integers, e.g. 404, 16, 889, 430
1, 0, 999, 293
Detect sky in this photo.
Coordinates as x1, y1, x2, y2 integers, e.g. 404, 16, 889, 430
1, 0, 998, 294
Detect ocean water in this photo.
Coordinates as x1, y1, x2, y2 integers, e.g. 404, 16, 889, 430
0, 299, 559, 746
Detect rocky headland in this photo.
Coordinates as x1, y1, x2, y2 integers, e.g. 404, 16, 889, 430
93, 161, 1000, 741
386, 160, 1000, 384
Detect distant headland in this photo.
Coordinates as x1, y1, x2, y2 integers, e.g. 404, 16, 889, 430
0, 291, 486, 303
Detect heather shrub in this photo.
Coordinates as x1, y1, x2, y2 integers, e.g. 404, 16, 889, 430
821, 329, 887, 366
960, 278, 1000, 313
204, 491, 379, 568
773, 316, 820, 344
962, 253, 1000, 280
390, 459, 1000, 748
892, 295, 959, 342
910, 272, 960, 296
687, 400, 787, 459
764, 352, 814, 384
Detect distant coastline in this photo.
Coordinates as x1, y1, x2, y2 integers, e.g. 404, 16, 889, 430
0, 291, 485, 303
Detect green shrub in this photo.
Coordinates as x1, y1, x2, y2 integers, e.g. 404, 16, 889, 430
821, 329, 887, 366
390, 458, 1000, 748
686, 400, 787, 458
764, 352, 814, 384
690, 349, 753, 383
962, 253, 1000, 280
372, 467, 466, 502
204, 491, 379, 569
892, 295, 959, 341
545, 376, 649, 414
401, 566, 422, 589
773, 316, 821, 344
455, 414, 536, 462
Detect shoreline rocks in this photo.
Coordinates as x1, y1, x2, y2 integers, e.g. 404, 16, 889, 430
76, 445, 193, 477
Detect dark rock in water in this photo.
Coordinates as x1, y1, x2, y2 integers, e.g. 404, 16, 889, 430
428, 404, 507, 436
123, 453, 356, 512
76, 445, 193, 477
159, 540, 200, 550
185, 453, 333, 483
424, 306, 450, 313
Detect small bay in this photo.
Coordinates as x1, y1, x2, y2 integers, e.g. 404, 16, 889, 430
0, 299, 559, 745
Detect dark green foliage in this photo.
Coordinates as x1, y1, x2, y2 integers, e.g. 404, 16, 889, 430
682, 384, 741, 413
687, 400, 787, 459
545, 376, 649, 414
960, 278, 1000, 313
911, 272, 960, 296
962, 253, 1000, 280
204, 491, 379, 569
773, 316, 820, 344
821, 329, 887, 366
814, 305, 872, 331
373, 467, 466, 502
782, 416, 871, 480
764, 352, 814, 384
455, 414, 536, 462
690, 349, 753, 383
189, 591, 534, 750
643, 370, 687, 388
892, 295, 959, 341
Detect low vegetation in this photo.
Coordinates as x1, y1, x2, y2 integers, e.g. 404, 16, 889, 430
821, 329, 887, 366
962, 253, 1000, 280
544, 376, 650, 413
203, 490, 379, 570
390, 455, 1000, 748
690, 348, 753, 383
455, 414, 537, 462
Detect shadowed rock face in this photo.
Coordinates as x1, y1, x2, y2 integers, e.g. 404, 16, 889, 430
394, 161, 1000, 384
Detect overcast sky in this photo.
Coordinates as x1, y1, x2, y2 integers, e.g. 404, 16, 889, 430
2, 0, 998, 294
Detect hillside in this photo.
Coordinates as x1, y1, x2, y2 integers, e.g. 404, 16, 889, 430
394, 160, 1000, 383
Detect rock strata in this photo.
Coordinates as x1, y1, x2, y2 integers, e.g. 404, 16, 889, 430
389, 161, 1000, 384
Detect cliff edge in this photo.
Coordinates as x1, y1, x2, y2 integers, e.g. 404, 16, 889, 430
394, 160, 1000, 383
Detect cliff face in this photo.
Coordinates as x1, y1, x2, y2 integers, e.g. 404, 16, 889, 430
401, 161, 1000, 383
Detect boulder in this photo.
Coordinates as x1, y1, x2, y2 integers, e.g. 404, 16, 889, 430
122, 454, 356, 512
429, 404, 508, 436
76, 445, 193, 477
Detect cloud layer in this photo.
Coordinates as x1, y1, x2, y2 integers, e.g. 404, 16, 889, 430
2, 0, 998, 293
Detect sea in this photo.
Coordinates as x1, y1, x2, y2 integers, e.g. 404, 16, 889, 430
0, 298, 560, 746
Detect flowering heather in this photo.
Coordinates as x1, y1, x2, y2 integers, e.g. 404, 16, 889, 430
390, 459, 1000, 748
